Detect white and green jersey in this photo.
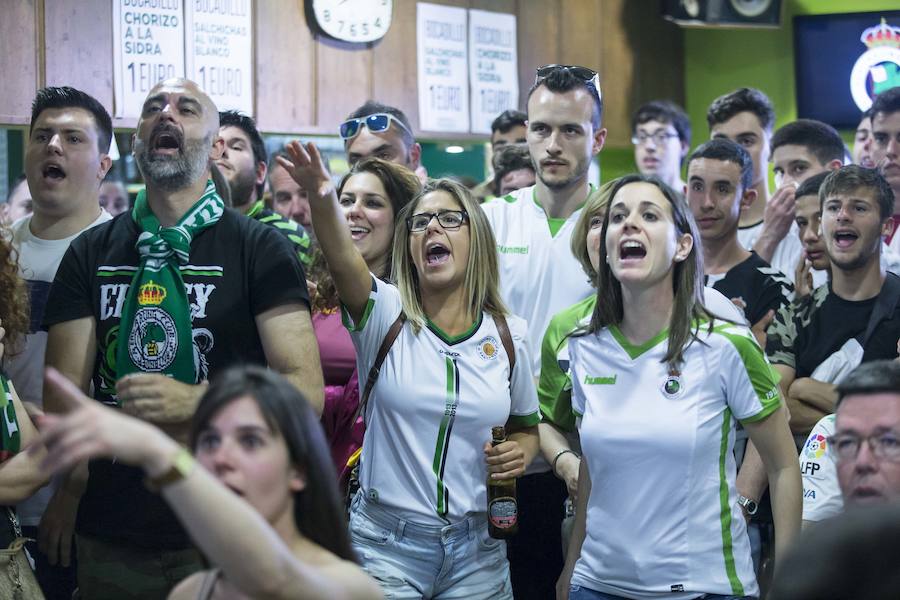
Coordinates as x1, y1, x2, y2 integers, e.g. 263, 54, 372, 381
345, 277, 540, 525
569, 320, 781, 599
482, 185, 594, 376
538, 288, 747, 434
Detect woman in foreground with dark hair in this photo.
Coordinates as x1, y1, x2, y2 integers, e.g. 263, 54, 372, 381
36, 366, 381, 600
557, 175, 800, 600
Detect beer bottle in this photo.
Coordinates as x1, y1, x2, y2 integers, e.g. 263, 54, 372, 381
487, 425, 519, 538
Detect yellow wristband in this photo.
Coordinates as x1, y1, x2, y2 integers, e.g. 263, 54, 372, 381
144, 447, 195, 493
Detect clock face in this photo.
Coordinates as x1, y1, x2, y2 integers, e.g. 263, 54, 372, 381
312, 0, 393, 43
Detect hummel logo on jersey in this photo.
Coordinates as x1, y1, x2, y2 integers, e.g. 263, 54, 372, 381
497, 245, 529, 255
583, 374, 616, 385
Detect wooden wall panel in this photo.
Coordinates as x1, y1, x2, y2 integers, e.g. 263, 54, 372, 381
255, 0, 315, 133
372, 0, 421, 131
315, 37, 372, 133
43, 0, 114, 115
0, 0, 39, 125
517, 0, 560, 110
0, 0, 683, 144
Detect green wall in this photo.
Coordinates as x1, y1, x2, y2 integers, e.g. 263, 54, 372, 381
684, 0, 899, 145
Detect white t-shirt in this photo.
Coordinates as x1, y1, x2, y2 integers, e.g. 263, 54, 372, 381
569, 320, 781, 599
482, 185, 595, 376
346, 277, 540, 525
800, 414, 842, 523
5, 210, 111, 526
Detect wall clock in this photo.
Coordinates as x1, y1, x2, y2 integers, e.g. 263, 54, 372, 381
311, 0, 393, 43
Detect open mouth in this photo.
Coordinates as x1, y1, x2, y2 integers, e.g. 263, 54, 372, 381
151, 129, 182, 153
426, 243, 451, 266
833, 230, 858, 249
619, 240, 647, 261
42, 163, 66, 181
349, 226, 369, 241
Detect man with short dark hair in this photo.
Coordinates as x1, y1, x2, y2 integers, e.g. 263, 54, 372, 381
1, 175, 33, 225
767, 166, 900, 442
832, 359, 900, 506
770, 119, 844, 188
686, 138, 793, 329
42, 78, 323, 598
853, 108, 875, 168
341, 100, 421, 171
632, 100, 691, 190
793, 171, 832, 298
98, 179, 129, 217
482, 63, 606, 600
491, 109, 527, 149
216, 111, 312, 266
708, 88, 803, 280
492, 143, 534, 197
870, 87, 900, 261
267, 150, 312, 229
4, 85, 115, 600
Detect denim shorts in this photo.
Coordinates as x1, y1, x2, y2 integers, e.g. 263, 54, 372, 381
569, 584, 756, 600
349, 492, 513, 599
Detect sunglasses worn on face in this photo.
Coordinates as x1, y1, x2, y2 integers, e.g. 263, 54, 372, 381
339, 113, 414, 140
534, 64, 603, 106
407, 210, 469, 232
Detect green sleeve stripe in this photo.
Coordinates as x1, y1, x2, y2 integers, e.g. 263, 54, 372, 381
740, 401, 780, 424
716, 327, 782, 414
341, 297, 375, 332
572, 408, 583, 419
507, 411, 541, 428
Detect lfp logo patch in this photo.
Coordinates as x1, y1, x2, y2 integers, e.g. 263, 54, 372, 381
477, 336, 500, 361
804, 433, 828, 460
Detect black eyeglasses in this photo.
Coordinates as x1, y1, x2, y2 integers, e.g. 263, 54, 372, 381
407, 210, 469, 232
632, 131, 680, 146
339, 113, 413, 140
534, 64, 602, 103
827, 432, 900, 462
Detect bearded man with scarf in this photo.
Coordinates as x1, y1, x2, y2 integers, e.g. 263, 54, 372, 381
40, 78, 323, 600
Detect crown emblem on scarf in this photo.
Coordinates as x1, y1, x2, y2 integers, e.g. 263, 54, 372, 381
138, 281, 167, 306
862, 18, 900, 49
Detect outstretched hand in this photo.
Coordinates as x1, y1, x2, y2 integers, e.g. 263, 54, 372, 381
276, 141, 334, 199
35, 368, 175, 476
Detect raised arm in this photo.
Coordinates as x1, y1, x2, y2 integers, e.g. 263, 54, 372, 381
277, 142, 372, 322
38, 369, 381, 600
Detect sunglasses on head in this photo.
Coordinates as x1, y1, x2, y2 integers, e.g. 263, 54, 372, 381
339, 113, 413, 140
534, 64, 603, 103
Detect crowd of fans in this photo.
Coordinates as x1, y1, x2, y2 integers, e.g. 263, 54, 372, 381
0, 60, 899, 600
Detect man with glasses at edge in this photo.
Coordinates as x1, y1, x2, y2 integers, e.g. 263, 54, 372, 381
631, 100, 691, 191
340, 100, 426, 180
481, 63, 606, 600
831, 359, 900, 507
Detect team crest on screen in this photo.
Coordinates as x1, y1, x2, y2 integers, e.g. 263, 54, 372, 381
477, 336, 500, 361
850, 18, 900, 111
128, 307, 178, 371
661, 371, 684, 399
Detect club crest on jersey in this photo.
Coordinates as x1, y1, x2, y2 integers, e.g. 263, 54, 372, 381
128, 282, 178, 371
477, 336, 500, 361
661, 370, 684, 399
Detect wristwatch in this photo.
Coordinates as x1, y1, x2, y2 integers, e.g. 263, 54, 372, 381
144, 447, 195, 493
737, 494, 759, 516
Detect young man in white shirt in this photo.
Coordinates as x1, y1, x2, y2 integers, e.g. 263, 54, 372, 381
5, 85, 114, 600
481, 63, 606, 600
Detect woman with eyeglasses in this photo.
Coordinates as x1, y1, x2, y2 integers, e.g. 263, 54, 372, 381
556, 175, 801, 600
306, 158, 420, 487
279, 141, 540, 598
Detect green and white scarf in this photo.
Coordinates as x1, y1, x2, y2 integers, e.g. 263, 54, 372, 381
116, 180, 224, 385
0, 374, 20, 463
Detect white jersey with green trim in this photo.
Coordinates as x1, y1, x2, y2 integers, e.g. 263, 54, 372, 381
482, 185, 594, 376
345, 276, 540, 525
569, 321, 781, 599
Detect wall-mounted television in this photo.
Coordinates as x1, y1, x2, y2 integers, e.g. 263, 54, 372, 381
794, 11, 900, 129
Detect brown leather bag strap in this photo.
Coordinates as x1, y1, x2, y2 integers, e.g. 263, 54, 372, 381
354, 313, 406, 423
494, 313, 516, 384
